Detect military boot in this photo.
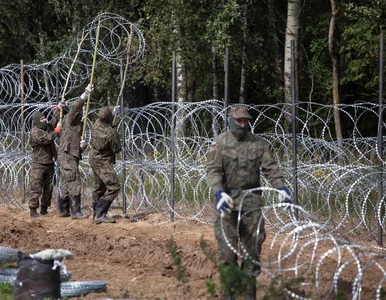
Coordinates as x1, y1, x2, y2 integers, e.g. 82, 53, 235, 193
30, 208, 40, 218
40, 206, 48, 215
94, 200, 116, 224
92, 201, 97, 222
58, 196, 71, 217
244, 277, 256, 300
243, 286, 256, 300
222, 292, 235, 300
70, 196, 88, 219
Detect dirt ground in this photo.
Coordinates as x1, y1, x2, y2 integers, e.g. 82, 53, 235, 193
2, 205, 384, 300
0, 206, 277, 300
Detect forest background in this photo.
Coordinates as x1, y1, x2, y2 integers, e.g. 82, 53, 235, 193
0, 0, 385, 138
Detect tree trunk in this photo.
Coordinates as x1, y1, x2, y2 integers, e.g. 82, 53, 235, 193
211, 41, 220, 136
176, 50, 185, 104
239, 3, 247, 104
176, 50, 188, 137
39, 33, 52, 103
212, 41, 219, 100
329, 0, 343, 146
267, 0, 283, 90
284, 0, 300, 125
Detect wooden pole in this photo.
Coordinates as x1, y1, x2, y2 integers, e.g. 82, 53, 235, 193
113, 24, 133, 125
60, 31, 89, 123
82, 20, 101, 140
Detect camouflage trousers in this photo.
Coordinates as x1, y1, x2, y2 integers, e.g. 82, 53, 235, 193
58, 152, 81, 198
213, 191, 266, 277
90, 162, 120, 203
27, 163, 55, 209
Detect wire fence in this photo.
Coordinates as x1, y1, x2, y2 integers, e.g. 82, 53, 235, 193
1, 11, 386, 300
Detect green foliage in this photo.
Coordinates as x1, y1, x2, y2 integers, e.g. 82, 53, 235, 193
0, 262, 14, 269
199, 235, 217, 265
205, 278, 217, 297
199, 235, 219, 297
380, 287, 386, 300
203, 0, 241, 51
0, 282, 13, 300
306, 13, 333, 102
340, 4, 380, 92
305, 1, 384, 104
219, 262, 255, 298
1, 0, 386, 115
261, 276, 304, 300
168, 236, 189, 285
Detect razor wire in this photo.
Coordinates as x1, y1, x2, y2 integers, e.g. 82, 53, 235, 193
0, 12, 147, 105
1, 11, 386, 300
2, 100, 386, 299
1, 100, 385, 230
218, 188, 386, 300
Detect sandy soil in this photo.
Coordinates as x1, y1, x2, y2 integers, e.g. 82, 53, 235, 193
0, 206, 278, 299
1, 205, 383, 300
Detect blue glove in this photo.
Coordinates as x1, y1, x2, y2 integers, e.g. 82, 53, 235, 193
277, 187, 293, 211
215, 190, 233, 217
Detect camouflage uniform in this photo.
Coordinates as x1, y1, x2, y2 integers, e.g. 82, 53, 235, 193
58, 98, 88, 219
206, 106, 285, 300
89, 107, 121, 224
27, 110, 60, 216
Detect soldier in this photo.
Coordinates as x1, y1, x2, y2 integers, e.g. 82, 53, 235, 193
57, 84, 93, 219
89, 106, 121, 224
206, 106, 292, 300
27, 109, 61, 218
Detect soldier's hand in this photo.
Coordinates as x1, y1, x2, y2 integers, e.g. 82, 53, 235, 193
112, 105, 121, 116
81, 84, 94, 100
215, 190, 233, 217
54, 126, 61, 133
80, 140, 87, 149
277, 187, 294, 213
85, 83, 94, 93
55, 101, 67, 111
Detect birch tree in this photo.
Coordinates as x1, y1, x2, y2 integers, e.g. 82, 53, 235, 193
329, 0, 343, 146
284, 0, 300, 124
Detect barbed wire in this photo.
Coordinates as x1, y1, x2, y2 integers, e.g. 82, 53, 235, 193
0, 12, 147, 104
1, 100, 385, 299
1, 11, 386, 300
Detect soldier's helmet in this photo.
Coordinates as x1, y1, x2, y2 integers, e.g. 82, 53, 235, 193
98, 107, 113, 124
32, 111, 45, 125
229, 106, 252, 119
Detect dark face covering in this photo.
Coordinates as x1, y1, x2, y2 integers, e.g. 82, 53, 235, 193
32, 111, 48, 130
100, 115, 113, 125
229, 116, 249, 140
36, 120, 48, 130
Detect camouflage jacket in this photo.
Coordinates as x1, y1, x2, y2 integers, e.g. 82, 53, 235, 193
206, 131, 285, 198
89, 119, 121, 166
58, 98, 85, 159
29, 111, 60, 164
